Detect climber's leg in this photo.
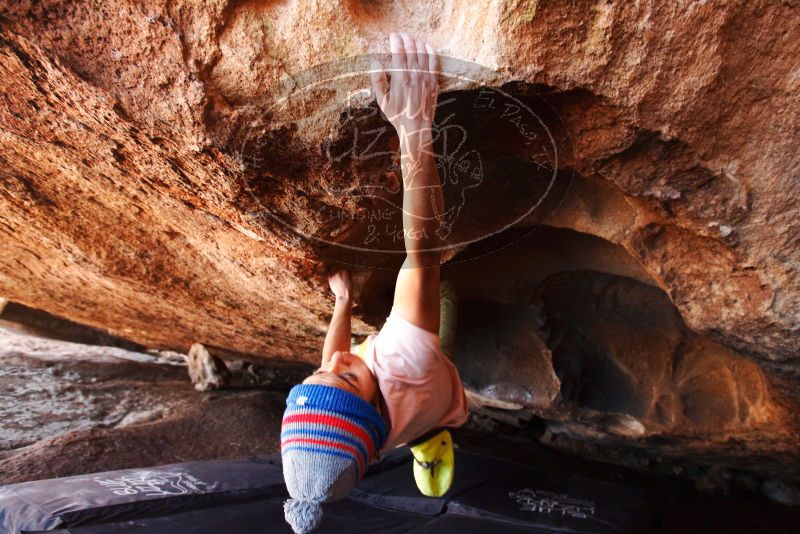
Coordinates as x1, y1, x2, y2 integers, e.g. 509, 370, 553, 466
438, 280, 457, 361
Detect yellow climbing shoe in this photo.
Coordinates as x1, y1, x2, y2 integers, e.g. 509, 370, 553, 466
350, 337, 369, 360
409, 429, 454, 497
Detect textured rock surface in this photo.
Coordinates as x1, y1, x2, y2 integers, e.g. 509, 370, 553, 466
0, 1, 798, 479
0, 322, 191, 451
186, 342, 231, 391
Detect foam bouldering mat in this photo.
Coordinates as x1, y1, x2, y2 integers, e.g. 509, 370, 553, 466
445, 469, 642, 532
25, 497, 434, 534
2, 447, 647, 533
0, 457, 285, 533
349, 446, 523, 515
353, 449, 645, 532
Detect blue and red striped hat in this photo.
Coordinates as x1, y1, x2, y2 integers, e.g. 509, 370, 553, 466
280, 383, 388, 534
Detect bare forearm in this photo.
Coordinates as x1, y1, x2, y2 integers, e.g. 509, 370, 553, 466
399, 127, 443, 267
321, 295, 352, 365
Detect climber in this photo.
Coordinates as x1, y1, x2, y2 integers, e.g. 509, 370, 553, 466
279, 32, 469, 534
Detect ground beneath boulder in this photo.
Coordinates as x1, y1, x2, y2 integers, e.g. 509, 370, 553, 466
0, 324, 294, 483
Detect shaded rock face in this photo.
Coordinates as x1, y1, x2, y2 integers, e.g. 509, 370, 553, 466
0, 1, 799, 479
454, 300, 560, 411
537, 270, 772, 436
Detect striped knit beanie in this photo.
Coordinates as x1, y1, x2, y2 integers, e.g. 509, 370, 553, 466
280, 383, 388, 534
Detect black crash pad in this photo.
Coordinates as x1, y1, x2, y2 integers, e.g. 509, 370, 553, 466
2, 448, 647, 533
352, 449, 645, 533
28, 497, 433, 534
0, 457, 285, 533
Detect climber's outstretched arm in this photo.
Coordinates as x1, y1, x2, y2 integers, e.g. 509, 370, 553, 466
371, 32, 442, 335
392, 127, 442, 335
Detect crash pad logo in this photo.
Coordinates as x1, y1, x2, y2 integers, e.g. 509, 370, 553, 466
508, 488, 596, 519
237, 53, 569, 266
93, 471, 211, 497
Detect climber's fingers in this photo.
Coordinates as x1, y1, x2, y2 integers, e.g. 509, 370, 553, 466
370, 60, 389, 109
419, 41, 437, 122
415, 38, 428, 79
390, 32, 408, 82
399, 32, 420, 82
426, 43, 439, 90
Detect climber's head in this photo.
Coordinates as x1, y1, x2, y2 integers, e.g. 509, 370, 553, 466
280, 381, 388, 534
302, 350, 379, 405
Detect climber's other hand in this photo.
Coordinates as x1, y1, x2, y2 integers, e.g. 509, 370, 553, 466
328, 270, 353, 301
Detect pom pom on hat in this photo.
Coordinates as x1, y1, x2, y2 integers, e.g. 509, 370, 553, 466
284, 498, 322, 534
